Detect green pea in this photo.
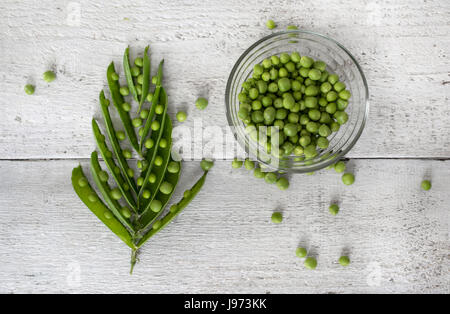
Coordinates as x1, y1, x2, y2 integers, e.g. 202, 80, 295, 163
24, 84, 35, 95
328, 74, 339, 85
152, 220, 162, 230
317, 137, 329, 149
334, 161, 346, 173
334, 81, 346, 92
329, 204, 339, 216
134, 57, 143, 67
151, 76, 157, 84
251, 111, 264, 123
339, 256, 350, 267
306, 121, 319, 133
293, 145, 304, 156
291, 52, 301, 63
119, 86, 130, 96
304, 96, 318, 108
160, 181, 174, 194
127, 168, 134, 178
285, 62, 296, 72
122, 102, 131, 112
337, 99, 348, 110
283, 123, 297, 137
326, 91, 338, 102
299, 135, 311, 147
144, 138, 154, 149
421, 180, 432, 191
43, 71, 56, 83
278, 78, 291, 92
167, 161, 180, 174
148, 173, 156, 183
280, 53, 291, 64
279, 67, 288, 77
304, 257, 317, 270
159, 138, 168, 148
116, 131, 126, 141
111, 72, 119, 81
150, 200, 163, 212
264, 172, 277, 184
299, 56, 314, 68
121, 207, 131, 219
313, 60, 326, 72
142, 189, 151, 199
253, 167, 265, 179
154, 155, 163, 166
308, 68, 321, 81
330, 122, 340, 132
140, 109, 149, 119
195, 97, 208, 110
334, 111, 349, 125
342, 173, 355, 185
276, 177, 289, 190
137, 177, 144, 186
98, 171, 109, 182
308, 109, 321, 121
146, 92, 154, 102
262, 58, 272, 69
104, 211, 113, 219
271, 212, 283, 223
286, 25, 298, 30
232, 158, 243, 169
200, 159, 214, 171
130, 66, 140, 77
339, 90, 351, 100
271, 55, 280, 65
110, 188, 122, 200
151, 120, 160, 131
132, 118, 142, 128
244, 159, 255, 170
296, 247, 307, 258
78, 177, 88, 187
254, 64, 264, 76
304, 145, 318, 158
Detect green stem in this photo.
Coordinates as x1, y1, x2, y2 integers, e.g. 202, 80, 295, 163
130, 249, 138, 275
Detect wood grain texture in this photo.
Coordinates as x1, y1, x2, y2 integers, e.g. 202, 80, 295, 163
0, 160, 448, 294
0, 0, 449, 159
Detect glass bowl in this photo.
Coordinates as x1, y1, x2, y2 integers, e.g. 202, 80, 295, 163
225, 30, 369, 173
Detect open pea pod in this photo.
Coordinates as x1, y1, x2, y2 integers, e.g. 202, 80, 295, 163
123, 47, 139, 103
90, 151, 135, 232
137, 46, 151, 113
107, 62, 140, 153
99, 90, 137, 195
92, 119, 137, 211
139, 88, 169, 197
138, 158, 181, 231
138, 60, 164, 154
137, 171, 208, 248
139, 113, 172, 213
72, 165, 136, 250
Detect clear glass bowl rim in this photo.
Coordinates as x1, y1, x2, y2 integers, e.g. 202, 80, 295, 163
225, 30, 370, 173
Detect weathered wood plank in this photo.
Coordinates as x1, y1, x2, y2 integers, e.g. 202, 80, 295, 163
0, 0, 449, 159
0, 159, 447, 293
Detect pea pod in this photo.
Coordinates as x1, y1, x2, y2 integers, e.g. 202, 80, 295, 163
137, 46, 151, 112
138, 60, 164, 154
90, 151, 135, 231
99, 90, 138, 195
123, 47, 139, 102
138, 158, 181, 231
92, 119, 137, 210
139, 87, 169, 197
71, 165, 136, 250
137, 171, 208, 248
107, 62, 140, 153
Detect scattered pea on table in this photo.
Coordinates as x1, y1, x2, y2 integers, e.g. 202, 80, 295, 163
342, 173, 355, 185
266, 19, 276, 30
24, 84, 35, 95
176, 111, 187, 122
421, 180, 432, 191
271, 212, 283, 224
195, 97, 208, 110
304, 257, 317, 270
339, 256, 350, 267
296, 247, 307, 258
329, 204, 339, 216
43, 71, 56, 83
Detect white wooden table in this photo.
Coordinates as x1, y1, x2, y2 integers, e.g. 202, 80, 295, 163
0, 0, 449, 294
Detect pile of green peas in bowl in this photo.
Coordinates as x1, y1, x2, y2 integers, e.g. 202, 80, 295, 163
226, 31, 369, 173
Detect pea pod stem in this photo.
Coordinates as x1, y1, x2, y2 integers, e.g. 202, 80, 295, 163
138, 59, 164, 154
123, 47, 139, 102
72, 165, 136, 250
107, 62, 140, 154
92, 119, 137, 211
99, 90, 138, 195
137, 171, 208, 248
137, 46, 151, 113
